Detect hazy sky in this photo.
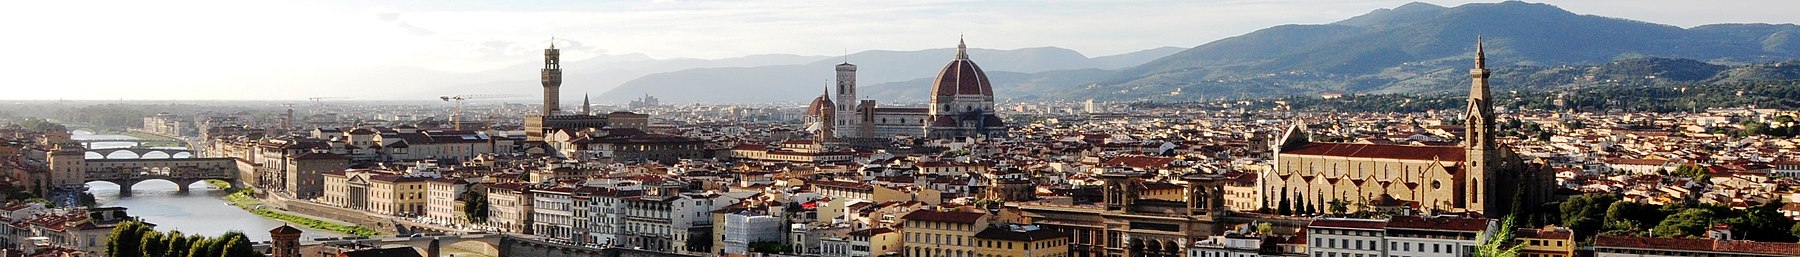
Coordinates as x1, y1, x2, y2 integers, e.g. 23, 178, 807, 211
2, 0, 1795, 100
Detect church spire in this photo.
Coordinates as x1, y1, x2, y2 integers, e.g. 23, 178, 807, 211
582, 93, 591, 115
1475, 36, 1486, 69
955, 35, 969, 60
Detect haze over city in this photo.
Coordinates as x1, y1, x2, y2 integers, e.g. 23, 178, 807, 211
3, 0, 1798, 101
5, 1, 1800, 257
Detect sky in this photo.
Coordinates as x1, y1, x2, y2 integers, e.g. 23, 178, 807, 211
1, 0, 1795, 100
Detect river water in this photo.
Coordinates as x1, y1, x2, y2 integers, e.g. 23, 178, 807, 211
72, 130, 347, 242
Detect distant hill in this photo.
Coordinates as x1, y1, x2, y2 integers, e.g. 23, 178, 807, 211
1092, 47, 1188, 70
1076, 1, 1800, 101
596, 46, 1174, 103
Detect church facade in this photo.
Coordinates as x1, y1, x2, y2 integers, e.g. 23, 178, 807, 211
805, 38, 1008, 141
1262, 41, 1551, 216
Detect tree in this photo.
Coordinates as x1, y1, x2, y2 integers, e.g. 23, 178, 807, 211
1276, 188, 1292, 216
463, 190, 490, 223
1670, 164, 1709, 181
164, 231, 189, 257
107, 221, 150, 257
748, 241, 792, 254
18, 117, 67, 132
1653, 208, 1717, 238
1472, 214, 1524, 257
220, 236, 257, 257
141, 231, 167, 257
1559, 194, 1617, 240
1328, 198, 1349, 216
1790, 222, 1800, 240
79, 192, 98, 207
1731, 200, 1797, 242
1303, 192, 1317, 214
183, 238, 209, 257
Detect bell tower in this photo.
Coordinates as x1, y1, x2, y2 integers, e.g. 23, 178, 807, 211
834, 62, 859, 138
542, 39, 563, 116
1465, 38, 1496, 212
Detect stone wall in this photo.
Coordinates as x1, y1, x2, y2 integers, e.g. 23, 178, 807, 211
278, 199, 397, 234
500, 236, 702, 257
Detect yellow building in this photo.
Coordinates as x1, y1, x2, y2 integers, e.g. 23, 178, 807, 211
903, 209, 990, 257
366, 173, 429, 216
1514, 225, 1574, 257
319, 169, 428, 216
903, 209, 1070, 257
973, 225, 1071, 257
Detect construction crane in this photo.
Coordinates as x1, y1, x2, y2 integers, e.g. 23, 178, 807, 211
440, 94, 525, 130
307, 97, 346, 105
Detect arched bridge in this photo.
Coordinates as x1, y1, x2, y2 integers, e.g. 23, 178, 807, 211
83, 158, 238, 196
305, 233, 503, 257
73, 138, 185, 149
86, 147, 194, 159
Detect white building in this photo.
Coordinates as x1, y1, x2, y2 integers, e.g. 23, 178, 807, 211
720, 211, 785, 255
1188, 234, 1263, 257
1304, 216, 1491, 257
531, 187, 579, 242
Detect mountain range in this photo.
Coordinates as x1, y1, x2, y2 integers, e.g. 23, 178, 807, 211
417, 1, 1800, 104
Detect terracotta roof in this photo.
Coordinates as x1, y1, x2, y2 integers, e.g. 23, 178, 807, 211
270, 224, 303, 235
1307, 218, 1386, 230
1514, 227, 1571, 240
872, 107, 928, 114
1102, 156, 1176, 169
1387, 216, 1488, 232
974, 227, 1068, 242
1282, 142, 1465, 162
902, 209, 986, 224
850, 227, 897, 237
1593, 235, 1717, 253
930, 53, 993, 97
812, 180, 873, 191
291, 152, 348, 160
806, 94, 835, 116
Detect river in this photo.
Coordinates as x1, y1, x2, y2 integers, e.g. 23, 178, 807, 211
72, 130, 347, 242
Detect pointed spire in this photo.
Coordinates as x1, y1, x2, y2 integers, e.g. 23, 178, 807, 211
955, 34, 969, 60
582, 92, 591, 115
1475, 36, 1486, 69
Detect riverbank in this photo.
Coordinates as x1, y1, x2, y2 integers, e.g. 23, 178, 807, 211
209, 181, 383, 237
119, 130, 184, 147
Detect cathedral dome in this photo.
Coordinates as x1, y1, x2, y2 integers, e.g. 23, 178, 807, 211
929, 39, 992, 99
806, 94, 835, 117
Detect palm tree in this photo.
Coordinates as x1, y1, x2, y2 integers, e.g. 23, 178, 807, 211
1472, 214, 1524, 257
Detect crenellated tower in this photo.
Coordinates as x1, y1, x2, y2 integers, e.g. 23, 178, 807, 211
542, 40, 563, 115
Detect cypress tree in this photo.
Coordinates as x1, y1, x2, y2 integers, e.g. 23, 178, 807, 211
221, 236, 257, 257
141, 230, 167, 257
1277, 187, 1293, 215
184, 238, 209, 257
164, 232, 189, 257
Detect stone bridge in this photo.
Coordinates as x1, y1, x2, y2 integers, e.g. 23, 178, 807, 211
73, 138, 184, 149
83, 158, 239, 196
305, 233, 503, 257
86, 147, 194, 159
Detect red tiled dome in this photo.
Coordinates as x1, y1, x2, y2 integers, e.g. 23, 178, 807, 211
930, 40, 992, 98
806, 94, 835, 116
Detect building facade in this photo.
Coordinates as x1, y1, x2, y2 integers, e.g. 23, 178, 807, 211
806, 38, 1008, 141
1263, 42, 1551, 216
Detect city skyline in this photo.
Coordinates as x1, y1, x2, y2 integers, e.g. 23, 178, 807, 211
3, 0, 1799, 101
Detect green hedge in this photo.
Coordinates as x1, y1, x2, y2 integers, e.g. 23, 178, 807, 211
221, 189, 382, 237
